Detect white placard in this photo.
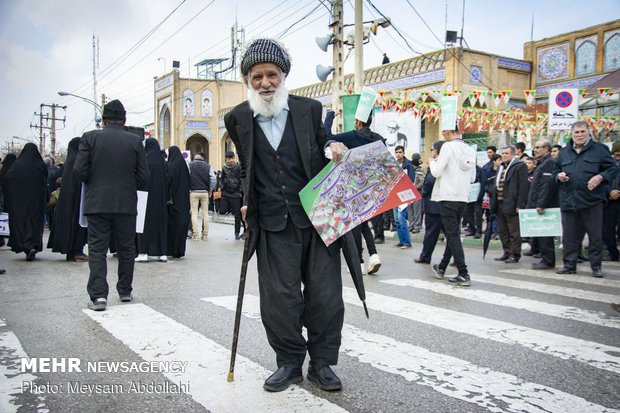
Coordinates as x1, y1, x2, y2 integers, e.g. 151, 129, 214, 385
548, 89, 579, 130
79, 183, 88, 228
0, 212, 9, 236
136, 191, 148, 234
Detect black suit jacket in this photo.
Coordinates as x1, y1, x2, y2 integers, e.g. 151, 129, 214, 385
496, 158, 528, 216
224, 96, 334, 257
74, 124, 150, 215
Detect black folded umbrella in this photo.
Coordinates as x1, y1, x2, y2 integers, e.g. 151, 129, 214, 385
483, 213, 495, 259
341, 231, 369, 318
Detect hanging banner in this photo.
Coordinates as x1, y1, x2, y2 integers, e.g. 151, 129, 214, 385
548, 88, 579, 130
440, 95, 459, 130
355, 87, 379, 123
299, 141, 419, 246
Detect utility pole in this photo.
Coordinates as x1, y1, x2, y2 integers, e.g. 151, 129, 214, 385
92, 34, 99, 128
32, 104, 66, 157
331, 0, 344, 132
354, 0, 364, 93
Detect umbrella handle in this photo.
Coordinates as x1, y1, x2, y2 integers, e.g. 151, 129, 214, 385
228, 233, 252, 382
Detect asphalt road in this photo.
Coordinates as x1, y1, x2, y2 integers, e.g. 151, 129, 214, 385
1, 221, 619, 413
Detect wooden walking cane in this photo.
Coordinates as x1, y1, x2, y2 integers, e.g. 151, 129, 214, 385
227, 233, 252, 382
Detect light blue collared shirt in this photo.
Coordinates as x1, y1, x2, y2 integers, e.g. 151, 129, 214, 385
253, 102, 290, 150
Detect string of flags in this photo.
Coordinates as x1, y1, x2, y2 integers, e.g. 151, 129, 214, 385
373, 88, 618, 134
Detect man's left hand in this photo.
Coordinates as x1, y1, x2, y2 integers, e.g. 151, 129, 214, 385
587, 174, 603, 191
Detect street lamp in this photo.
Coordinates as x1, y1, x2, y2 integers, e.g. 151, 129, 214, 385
58, 91, 102, 128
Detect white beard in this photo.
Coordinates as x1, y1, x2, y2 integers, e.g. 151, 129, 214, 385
247, 81, 289, 118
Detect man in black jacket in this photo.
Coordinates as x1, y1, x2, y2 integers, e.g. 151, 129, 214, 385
224, 38, 344, 393
527, 139, 559, 269
553, 121, 618, 276
219, 151, 243, 239
494, 145, 528, 263
189, 153, 216, 240
74, 100, 150, 311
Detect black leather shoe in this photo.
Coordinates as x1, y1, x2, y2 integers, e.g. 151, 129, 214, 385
504, 256, 519, 264
556, 267, 576, 274
26, 249, 36, 261
592, 269, 604, 278
494, 255, 510, 261
263, 367, 303, 392
532, 262, 554, 270
414, 257, 430, 264
307, 365, 342, 391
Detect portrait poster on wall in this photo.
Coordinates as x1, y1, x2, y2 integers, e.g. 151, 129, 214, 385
201, 89, 213, 117
182, 89, 195, 117
372, 109, 421, 158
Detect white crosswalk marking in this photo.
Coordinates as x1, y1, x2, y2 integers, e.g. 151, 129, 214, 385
204, 295, 620, 413
83, 304, 347, 413
0, 330, 47, 413
380, 278, 620, 329
342, 288, 620, 374
470, 273, 619, 303
501, 268, 620, 287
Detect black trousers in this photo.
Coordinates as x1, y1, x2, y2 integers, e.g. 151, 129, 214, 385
257, 219, 343, 368
419, 213, 442, 263
562, 204, 604, 270
535, 236, 556, 266
438, 201, 468, 276
464, 201, 482, 234
352, 221, 377, 263
86, 213, 136, 300
603, 200, 619, 259
219, 196, 242, 235
371, 214, 384, 240
497, 203, 522, 259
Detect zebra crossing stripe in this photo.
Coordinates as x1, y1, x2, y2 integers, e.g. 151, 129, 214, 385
0, 331, 46, 413
341, 288, 620, 374
83, 304, 347, 413
380, 278, 620, 329
203, 295, 619, 413
470, 273, 618, 303
501, 268, 620, 288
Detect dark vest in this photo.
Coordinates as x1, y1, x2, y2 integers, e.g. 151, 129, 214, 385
253, 114, 312, 232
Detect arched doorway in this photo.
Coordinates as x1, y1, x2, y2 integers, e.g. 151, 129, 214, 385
186, 134, 209, 161
159, 105, 171, 148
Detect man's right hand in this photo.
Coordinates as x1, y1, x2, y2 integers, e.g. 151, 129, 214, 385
241, 206, 247, 226
329, 142, 348, 163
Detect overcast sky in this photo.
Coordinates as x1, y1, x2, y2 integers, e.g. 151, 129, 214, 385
0, 0, 618, 152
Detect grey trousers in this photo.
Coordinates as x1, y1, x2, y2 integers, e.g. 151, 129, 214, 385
257, 219, 344, 368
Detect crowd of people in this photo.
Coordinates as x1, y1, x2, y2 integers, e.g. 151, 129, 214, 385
0, 36, 618, 394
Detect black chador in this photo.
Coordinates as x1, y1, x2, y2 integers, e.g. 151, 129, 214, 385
166, 146, 190, 258
48, 137, 88, 259
3, 143, 47, 259
137, 138, 168, 257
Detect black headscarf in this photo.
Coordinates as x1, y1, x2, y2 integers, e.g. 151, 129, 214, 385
4, 143, 47, 253
48, 137, 87, 254
137, 138, 168, 256
166, 146, 190, 257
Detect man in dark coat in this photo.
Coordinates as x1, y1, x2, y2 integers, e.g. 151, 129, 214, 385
74, 99, 150, 311
218, 150, 244, 239
527, 139, 559, 269
224, 38, 344, 393
493, 145, 528, 263
552, 121, 617, 277
3, 143, 47, 261
166, 146, 190, 258
48, 137, 88, 261
136, 138, 168, 262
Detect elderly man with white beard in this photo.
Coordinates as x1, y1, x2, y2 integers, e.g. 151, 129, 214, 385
224, 38, 344, 393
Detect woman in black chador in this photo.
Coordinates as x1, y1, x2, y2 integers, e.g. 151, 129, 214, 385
0, 153, 17, 248
3, 143, 47, 261
136, 138, 168, 262
166, 146, 190, 258
48, 137, 88, 261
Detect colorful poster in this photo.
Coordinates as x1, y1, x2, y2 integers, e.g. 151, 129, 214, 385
300, 141, 420, 246
518, 208, 562, 237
